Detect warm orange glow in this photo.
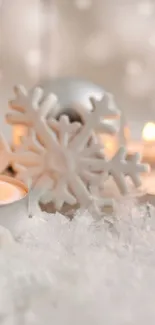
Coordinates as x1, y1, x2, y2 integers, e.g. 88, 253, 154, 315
98, 134, 117, 157
0, 181, 25, 204
124, 126, 130, 140
142, 122, 155, 142
13, 125, 28, 147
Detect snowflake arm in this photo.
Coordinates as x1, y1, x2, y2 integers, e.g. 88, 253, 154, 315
72, 92, 120, 134
69, 93, 120, 152
54, 115, 81, 147
12, 150, 41, 168
109, 149, 148, 192
80, 147, 149, 194
19, 131, 45, 154
40, 177, 77, 210
28, 175, 54, 216
48, 115, 81, 145
90, 92, 120, 133
32, 87, 57, 118
89, 185, 114, 216
8, 86, 57, 123
0, 133, 41, 174
7, 85, 59, 152
41, 171, 95, 210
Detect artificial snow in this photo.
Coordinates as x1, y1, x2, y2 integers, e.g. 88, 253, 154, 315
0, 199, 155, 324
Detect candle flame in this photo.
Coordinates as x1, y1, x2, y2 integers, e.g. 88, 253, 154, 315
142, 122, 155, 141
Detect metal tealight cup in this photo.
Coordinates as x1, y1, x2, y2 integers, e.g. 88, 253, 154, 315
0, 175, 29, 234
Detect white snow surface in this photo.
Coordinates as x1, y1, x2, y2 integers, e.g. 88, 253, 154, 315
0, 199, 155, 324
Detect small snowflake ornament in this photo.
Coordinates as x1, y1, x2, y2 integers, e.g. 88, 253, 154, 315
5, 84, 149, 216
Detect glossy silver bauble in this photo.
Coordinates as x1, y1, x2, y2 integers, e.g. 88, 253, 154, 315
35, 77, 109, 123
31, 77, 124, 155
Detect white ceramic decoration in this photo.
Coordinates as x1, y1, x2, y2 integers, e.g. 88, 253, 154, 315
4, 84, 149, 215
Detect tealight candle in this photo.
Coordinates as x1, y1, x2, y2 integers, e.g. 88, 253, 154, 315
128, 122, 155, 164
0, 180, 26, 204
0, 175, 29, 233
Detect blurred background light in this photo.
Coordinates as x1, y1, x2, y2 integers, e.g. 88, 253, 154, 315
1, 0, 155, 142
125, 60, 144, 77
137, 1, 154, 17
74, 0, 92, 10
26, 49, 41, 68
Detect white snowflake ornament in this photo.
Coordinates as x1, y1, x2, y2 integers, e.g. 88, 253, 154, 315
6, 84, 149, 216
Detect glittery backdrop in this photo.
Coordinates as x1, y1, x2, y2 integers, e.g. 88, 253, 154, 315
1, 0, 155, 141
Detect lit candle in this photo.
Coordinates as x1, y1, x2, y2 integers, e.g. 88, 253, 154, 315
0, 176, 28, 233
128, 122, 155, 164
127, 122, 155, 200
142, 122, 155, 163
0, 179, 26, 205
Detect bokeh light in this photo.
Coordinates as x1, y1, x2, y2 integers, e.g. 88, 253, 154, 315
74, 0, 92, 10
1, 0, 155, 141
137, 1, 154, 17
125, 61, 144, 77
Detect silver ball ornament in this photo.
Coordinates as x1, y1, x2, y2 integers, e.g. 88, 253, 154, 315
35, 77, 105, 122
32, 77, 122, 155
